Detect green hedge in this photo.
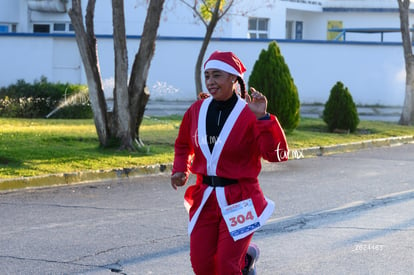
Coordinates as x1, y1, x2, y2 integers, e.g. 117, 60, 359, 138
0, 77, 92, 119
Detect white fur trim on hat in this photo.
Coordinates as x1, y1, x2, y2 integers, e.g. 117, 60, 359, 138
204, 60, 243, 77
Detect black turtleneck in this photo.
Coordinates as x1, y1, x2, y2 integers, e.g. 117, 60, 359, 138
206, 92, 238, 152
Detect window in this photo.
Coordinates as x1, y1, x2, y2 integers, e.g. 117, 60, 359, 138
286, 21, 303, 40
33, 22, 74, 33
295, 21, 303, 40
286, 21, 294, 39
53, 23, 66, 32
0, 24, 16, 33
0, 25, 8, 33
248, 17, 269, 39
33, 24, 50, 33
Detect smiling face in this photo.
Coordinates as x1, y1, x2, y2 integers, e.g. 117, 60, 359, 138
204, 69, 237, 101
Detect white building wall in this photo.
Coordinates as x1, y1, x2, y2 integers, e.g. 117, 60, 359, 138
270, 5, 288, 39
0, 0, 20, 22
301, 12, 326, 40
227, 0, 286, 38
1, 0, 412, 41
0, 0, 412, 106
0, 0, 25, 32
52, 37, 83, 83
0, 34, 406, 106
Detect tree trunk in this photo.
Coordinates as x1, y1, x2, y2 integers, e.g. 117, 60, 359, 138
129, 0, 165, 146
194, 0, 222, 96
69, 0, 109, 146
398, 0, 414, 125
111, 0, 134, 150
70, 0, 165, 149
400, 62, 414, 125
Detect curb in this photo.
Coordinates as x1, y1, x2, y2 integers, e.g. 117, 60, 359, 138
259, 135, 414, 171
300, 135, 414, 158
0, 164, 172, 192
262, 188, 414, 234
1, 136, 413, 192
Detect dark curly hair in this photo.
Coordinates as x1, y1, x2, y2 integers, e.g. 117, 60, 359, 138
237, 76, 246, 99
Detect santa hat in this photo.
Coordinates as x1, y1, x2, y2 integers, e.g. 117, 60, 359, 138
204, 51, 246, 77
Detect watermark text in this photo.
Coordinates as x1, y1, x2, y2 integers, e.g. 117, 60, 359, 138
352, 243, 385, 252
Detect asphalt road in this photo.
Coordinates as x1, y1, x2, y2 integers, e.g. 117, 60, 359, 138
1, 143, 414, 274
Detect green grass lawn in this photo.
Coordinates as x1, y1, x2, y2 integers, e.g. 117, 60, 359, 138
0, 116, 413, 179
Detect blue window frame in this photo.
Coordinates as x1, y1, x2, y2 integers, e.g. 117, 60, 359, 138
0, 25, 9, 33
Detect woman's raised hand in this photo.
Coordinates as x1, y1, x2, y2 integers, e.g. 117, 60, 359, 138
245, 87, 268, 119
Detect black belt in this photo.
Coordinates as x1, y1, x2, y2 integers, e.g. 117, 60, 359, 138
203, 175, 238, 187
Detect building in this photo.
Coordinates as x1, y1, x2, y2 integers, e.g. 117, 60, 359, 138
1, 0, 413, 105
1, 0, 409, 42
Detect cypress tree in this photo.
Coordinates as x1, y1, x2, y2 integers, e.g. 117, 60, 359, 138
248, 41, 300, 131
323, 81, 360, 133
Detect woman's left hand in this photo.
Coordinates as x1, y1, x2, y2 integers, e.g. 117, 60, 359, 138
171, 172, 187, 190
245, 87, 268, 119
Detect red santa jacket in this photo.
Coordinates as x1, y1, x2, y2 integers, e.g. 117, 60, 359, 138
172, 96, 288, 235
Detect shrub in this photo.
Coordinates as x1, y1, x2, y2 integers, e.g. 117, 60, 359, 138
248, 41, 300, 131
50, 103, 93, 119
0, 77, 92, 119
323, 81, 359, 133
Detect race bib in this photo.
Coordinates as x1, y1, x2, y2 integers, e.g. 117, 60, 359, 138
222, 198, 261, 241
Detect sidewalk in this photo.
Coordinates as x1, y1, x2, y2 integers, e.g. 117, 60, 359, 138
145, 100, 402, 122
300, 104, 402, 122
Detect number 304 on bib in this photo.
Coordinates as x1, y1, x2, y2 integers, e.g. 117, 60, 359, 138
222, 198, 261, 241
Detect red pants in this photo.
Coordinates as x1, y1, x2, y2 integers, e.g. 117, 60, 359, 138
190, 190, 253, 275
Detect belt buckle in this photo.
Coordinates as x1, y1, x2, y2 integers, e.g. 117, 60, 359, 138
211, 176, 217, 187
